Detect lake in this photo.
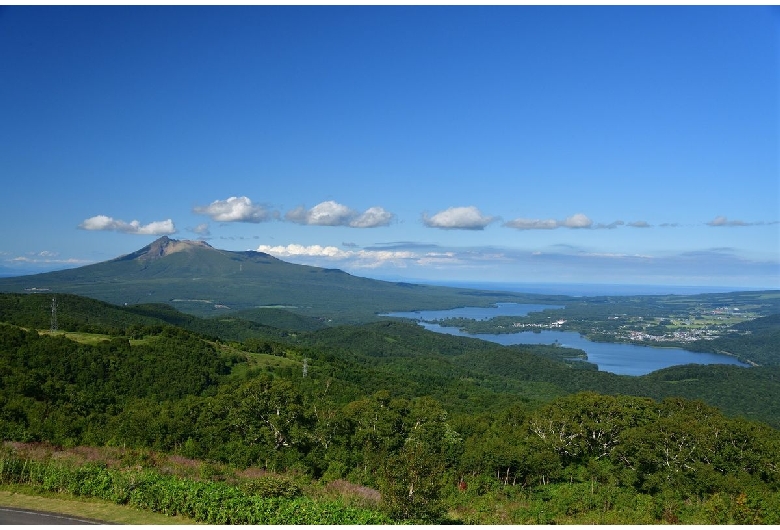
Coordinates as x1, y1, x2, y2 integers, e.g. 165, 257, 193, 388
383, 304, 749, 376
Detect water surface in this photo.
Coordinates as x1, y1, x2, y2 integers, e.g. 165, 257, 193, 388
384, 304, 749, 376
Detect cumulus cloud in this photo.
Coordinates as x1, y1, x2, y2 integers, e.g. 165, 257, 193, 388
285, 201, 393, 228
504, 213, 593, 230
12, 255, 87, 265
257, 240, 519, 274
193, 196, 277, 223
78, 215, 175, 235
704, 215, 780, 227
286, 202, 352, 226
190, 223, 211, 236
595, 220, 625, 230
562, 213, 593, 228
422, 206, 495, 230
351, 206, 395, 228
256, 243, 416, 268
707, 216, 745, 227
248, 239, 779, 287
504, 218, 559, 230
258, 244, 348, 258
506, 215, 654, 231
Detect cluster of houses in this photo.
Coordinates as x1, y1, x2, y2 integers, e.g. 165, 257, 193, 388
511, 319, 567, 329
624, 327, 720, 342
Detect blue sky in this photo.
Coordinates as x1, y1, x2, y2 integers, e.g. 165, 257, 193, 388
1, 5, 778, 289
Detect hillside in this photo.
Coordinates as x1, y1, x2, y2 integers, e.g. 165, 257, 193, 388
2, 292, 780, 523
0, 237, 565, 323
2, 292, 780, 426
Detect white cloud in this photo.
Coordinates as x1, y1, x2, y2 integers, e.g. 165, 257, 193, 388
7, 249, 90, 267
12, 255, 88, 265
594, 220, 625, 230
285, 201, 394, 227
705, 216, 780, 227
628, 221, 651, 228
78, 215, 176, 235
580, 251, 655, 259
416, 251, 465, 267
504, 213, 593, 230
351, 206, 394, 228
287, 201, 352, 226
191, 223, 211, 236
422, 206, 495, 230
258, 243, 349, 258
250, 240, 779, 287
256, 241, 515, 273
706, 216, 755, 227
708, 216, 740, 227
256, 243, 416, 268
194, 196, 277, 223
504, 218, 559, 230
562, 213, 593, 228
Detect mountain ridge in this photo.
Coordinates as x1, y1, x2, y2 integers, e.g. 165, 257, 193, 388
0, 237, 542, 322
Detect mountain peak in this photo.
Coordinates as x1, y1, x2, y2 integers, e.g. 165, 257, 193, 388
116, 236, 214, 262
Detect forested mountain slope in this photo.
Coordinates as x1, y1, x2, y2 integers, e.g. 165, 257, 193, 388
2, 293, 779, 427
2, 292, 780, 523
296, 319, 780, 427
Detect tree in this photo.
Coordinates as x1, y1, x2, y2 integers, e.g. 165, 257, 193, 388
378, 396, 459, 522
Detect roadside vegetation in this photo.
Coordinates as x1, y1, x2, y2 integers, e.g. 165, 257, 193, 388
0, 488, 198, 524
0, 444, 388, 524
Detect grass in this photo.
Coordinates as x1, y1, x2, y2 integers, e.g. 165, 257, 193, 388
0, 487, 198, 524
226, 349, 302, 379
39, 330, 157, 347
39, 330, 112, 345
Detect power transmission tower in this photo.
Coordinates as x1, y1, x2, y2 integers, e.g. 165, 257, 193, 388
302, 358, 308, 378
50, 296, 58, 332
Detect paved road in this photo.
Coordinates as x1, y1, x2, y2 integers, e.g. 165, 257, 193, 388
0, 506, 101, 524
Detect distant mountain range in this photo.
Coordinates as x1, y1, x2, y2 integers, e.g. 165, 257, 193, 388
0, 237, 552, 322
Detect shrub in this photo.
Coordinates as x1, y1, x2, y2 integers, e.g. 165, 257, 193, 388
0, 452, 390, 524
240, 475, 302, 498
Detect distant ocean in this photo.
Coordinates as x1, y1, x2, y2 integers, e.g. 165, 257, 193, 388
409, 281, 770, 297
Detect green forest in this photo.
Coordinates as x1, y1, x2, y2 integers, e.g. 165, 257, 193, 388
1, 293, 780, 524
